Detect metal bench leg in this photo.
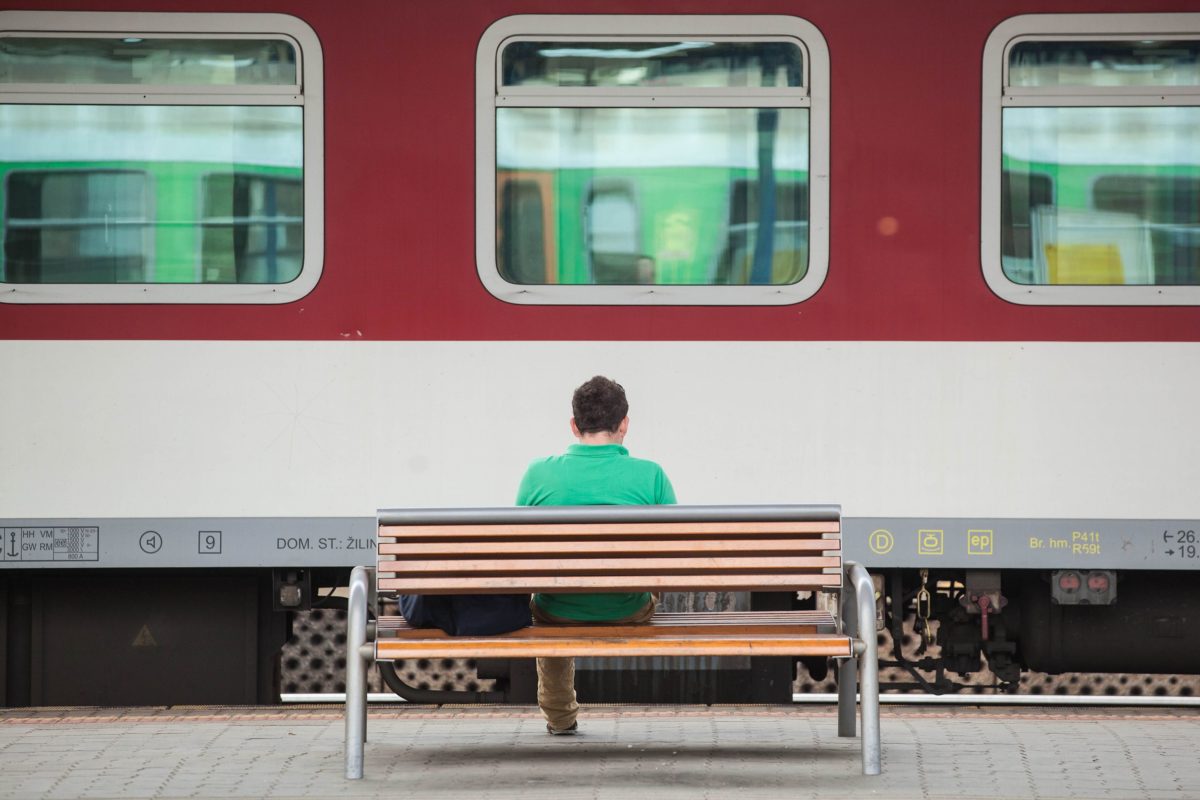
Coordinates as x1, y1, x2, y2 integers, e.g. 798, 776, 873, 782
837, 573, 858, 738
345, 566, 372, 780
846, 562, 881, 776
837, 657, 857, 738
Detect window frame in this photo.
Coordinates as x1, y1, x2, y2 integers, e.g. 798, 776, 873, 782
0, 11, 323, 304
982, 13, 1200, 305
476, 15, 830, 306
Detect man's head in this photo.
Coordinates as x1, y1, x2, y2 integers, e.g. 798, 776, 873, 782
571, 376, 629, 436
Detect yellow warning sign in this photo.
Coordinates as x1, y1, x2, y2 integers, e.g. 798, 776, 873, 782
132, 625, 158, 648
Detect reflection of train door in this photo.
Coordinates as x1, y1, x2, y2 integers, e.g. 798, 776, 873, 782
3, 168, 152, 283
496, 172, 556, 283
717, 178, 809, 285
584, 178, 644, 284
1094, 175, 1200, 285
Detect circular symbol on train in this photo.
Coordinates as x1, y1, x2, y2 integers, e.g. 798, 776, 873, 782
139, 530, 162, 554
868, 529, 894, 555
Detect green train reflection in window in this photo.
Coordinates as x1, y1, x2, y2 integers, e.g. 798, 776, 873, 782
496, 40, 810, 287
0, 37, 303, 285
1001, 39, 1200, 286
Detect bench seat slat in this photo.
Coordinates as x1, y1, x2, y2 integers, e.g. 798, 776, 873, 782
379, 555, 842, 575
376, 634, 854, 659
378, 538, 840, 556
379, 574, 842, 592
379, 521, 838, 540
377, 610, 838, 638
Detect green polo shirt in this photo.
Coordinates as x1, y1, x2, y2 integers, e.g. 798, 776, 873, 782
517, 443, 676, 621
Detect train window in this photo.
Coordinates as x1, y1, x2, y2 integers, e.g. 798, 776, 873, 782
501, 40, 803, 89
477, 16, 829, 305
0, 12, 322, 303
982, 15, 1200, 304
0, 37, 297, 86
1008, 40, 1200, 89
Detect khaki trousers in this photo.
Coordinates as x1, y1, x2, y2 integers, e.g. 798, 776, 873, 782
531, 597, 657, 731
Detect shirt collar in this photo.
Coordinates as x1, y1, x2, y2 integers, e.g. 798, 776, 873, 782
567, 443, 629, 457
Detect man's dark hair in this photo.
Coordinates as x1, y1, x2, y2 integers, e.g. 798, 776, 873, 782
572, 376, 629, 434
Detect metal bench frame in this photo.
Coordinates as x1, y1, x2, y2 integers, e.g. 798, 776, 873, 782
344, 504, 880, 778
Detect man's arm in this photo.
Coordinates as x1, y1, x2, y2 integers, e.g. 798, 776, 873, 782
657, 468, 676, 505
515, 467, 534, 506
515, 461, 544, 506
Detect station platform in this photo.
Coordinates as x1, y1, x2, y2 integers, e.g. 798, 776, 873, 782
1, 703, 1197, 800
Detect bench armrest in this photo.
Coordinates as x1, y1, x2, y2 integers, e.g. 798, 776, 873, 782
843, 562, 876, 655
345, 566, 375, 780
840, 561, 881, 775
348, 566, 376, 648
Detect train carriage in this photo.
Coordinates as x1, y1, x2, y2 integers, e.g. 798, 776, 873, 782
0, 1, 1198, 705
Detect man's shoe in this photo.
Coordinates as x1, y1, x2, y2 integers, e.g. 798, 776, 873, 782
546, 722, 578, 736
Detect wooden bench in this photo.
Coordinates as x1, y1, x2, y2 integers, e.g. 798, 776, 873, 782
344, 504, 880, 778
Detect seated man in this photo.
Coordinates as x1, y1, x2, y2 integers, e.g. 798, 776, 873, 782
516, 375, 676, 734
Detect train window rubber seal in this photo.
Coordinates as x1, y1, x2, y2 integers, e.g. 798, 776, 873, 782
475, 15, 830, 306
981, 13, 1200, 306
0, 11, 324, 305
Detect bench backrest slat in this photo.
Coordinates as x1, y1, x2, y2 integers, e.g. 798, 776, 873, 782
380, 555, 843, 574
378, 520, 837, 540
379, 538, 839, 557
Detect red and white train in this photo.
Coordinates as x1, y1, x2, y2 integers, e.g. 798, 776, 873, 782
1, 1, 1198, 702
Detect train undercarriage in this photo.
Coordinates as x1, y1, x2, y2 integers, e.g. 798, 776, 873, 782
2, 565, 1197, 707
872, 569, 1200, 694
